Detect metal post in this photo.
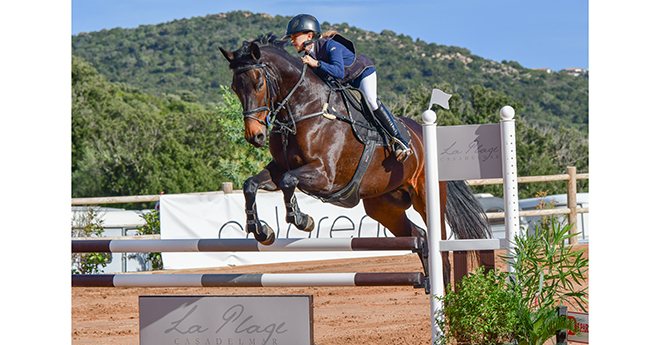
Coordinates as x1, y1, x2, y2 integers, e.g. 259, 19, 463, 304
556, 306, 568, 345
121, 227, 127, 273
566, 166, 578, 244
500, 106, 519, 272
422, 109, 445, 344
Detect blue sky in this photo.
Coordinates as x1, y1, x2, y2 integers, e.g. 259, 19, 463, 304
71, 0, 588, 72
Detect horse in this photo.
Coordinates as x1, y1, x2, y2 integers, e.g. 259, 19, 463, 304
218, 33, 490, 249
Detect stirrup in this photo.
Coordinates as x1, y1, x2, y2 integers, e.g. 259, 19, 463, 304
391, 137, 412, 162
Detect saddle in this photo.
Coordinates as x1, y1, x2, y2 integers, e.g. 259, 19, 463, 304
307, 85, 412, 208
339, 87, 411, 148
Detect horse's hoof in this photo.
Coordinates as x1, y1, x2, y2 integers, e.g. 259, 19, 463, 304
254, 224, 275, 245
260, 231, 275, 245
412, 226, 427, 240
298, 214, 315, 232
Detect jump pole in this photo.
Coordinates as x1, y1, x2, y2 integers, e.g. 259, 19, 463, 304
71, 237, 422, 253
71, 272, 425, 288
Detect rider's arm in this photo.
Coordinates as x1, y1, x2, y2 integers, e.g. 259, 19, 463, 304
315, 40, 350, 80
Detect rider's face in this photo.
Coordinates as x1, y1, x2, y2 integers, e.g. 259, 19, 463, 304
291, 32, 313, 52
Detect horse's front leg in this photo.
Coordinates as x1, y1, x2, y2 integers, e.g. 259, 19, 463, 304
243, 163, 280, 245
280, 163, 330, 232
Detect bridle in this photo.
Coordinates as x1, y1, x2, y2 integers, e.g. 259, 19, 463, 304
232, 62, 308, 134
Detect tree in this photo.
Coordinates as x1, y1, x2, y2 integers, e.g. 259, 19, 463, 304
390, 82, 587, 199
71, 207, 110, 274
71, 55, 586, 203
467, 84, 524, 124
71, 56, 272, 201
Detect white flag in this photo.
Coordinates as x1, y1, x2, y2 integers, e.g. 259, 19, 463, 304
429, 89, 452, 110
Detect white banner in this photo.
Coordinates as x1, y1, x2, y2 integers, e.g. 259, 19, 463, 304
160, 192, 423, 269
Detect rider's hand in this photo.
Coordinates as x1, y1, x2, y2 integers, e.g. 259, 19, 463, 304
301, 55, 319, 68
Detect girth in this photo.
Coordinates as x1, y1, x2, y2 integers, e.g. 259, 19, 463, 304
301, 130, 379, 208
298, 86, 411, 208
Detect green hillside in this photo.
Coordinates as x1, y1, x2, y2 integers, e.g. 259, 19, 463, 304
72, 10, 588, 132
71, 10, 588, 201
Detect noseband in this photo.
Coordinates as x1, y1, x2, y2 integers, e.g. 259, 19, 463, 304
232, 62, 308, 131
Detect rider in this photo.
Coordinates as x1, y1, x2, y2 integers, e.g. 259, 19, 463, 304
282, 14, 412, 162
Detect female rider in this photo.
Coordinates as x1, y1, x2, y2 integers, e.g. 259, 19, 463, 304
282, 14, 412, 162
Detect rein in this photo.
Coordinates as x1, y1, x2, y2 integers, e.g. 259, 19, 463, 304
233, 62, 311, 135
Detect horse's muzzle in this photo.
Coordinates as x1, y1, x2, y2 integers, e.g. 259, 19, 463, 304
247, 131, 267, 148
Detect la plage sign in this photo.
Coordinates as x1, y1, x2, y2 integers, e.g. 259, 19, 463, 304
435, 123, 503, 181
139, 295, 313, 345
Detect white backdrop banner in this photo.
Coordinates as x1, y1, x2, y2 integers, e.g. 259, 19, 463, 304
160, 192, 425, 269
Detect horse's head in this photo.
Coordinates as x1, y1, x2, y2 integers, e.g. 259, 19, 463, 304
220, 33, 289, 148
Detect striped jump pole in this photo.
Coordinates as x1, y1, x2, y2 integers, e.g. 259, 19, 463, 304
72, 272, 425, 288
72, 237, 423, 253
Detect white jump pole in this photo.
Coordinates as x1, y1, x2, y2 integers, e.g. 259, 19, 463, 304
422, 109, 445, 344
500, 106, 520, 272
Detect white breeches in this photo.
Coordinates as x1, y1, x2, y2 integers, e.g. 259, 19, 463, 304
359, 72, 379, 111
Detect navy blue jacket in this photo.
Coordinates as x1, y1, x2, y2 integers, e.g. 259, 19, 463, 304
311, 34, 375, 84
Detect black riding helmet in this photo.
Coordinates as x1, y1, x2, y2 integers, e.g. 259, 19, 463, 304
282, 14, 321, 40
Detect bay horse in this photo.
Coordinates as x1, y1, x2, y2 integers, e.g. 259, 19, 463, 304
219, 33, 490, 247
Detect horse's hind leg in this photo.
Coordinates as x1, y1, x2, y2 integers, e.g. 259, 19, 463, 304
362, 188, 424, 238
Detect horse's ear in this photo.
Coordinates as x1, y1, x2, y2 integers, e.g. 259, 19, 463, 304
219, 47, 234, 63
249, 42, 261, 61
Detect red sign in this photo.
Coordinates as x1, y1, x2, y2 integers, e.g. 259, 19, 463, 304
567, 311, 589, 343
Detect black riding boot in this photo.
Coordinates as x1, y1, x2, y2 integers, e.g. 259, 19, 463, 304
373, 103, 412, 162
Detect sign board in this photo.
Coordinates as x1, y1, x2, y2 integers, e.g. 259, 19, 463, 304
435, 123, 503, 181
567, 311, 589, 343
139, 295, 313, 345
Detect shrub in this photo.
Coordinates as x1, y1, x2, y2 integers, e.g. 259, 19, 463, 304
436, 205, 588, 344
71, 207, 111, 274
132, 209, 163, 270
437, 266, 520, 344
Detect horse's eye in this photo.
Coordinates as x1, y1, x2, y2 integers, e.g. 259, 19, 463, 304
255, 75, 265, 90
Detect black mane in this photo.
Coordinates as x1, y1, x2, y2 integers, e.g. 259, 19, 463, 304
251, 32, 288, 50
234, 32, 286, 58
229, 32, 301, 71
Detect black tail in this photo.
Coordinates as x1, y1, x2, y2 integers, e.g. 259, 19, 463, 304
445, 180, 491, 239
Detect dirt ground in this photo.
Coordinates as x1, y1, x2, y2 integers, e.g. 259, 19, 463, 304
71, 245, 588, 344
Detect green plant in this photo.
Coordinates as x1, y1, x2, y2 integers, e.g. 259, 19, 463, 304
436, 266, 521, 345
505, 218, 588, 345
71, 207, 111, 274
435, 193, 588, 344
514, 306, 578, 345
533, 190, 557, 231
132, 209, 163, 270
